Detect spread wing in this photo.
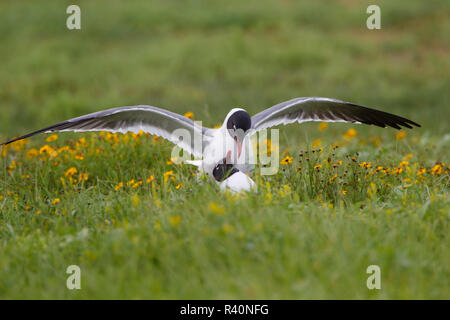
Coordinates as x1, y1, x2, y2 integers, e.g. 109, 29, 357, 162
251, 97, 420, 131
1, 105, 211, 158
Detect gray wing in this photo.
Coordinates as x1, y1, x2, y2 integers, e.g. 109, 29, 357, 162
1, 105, 211, 158
251, 97, 420, 131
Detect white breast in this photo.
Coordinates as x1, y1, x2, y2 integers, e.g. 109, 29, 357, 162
219, 172, 256, 193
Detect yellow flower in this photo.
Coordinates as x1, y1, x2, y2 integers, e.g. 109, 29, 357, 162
403, 153, 413, 160
318, 122, 328, 131
312, 139, 321, 148
75, 154, 84, 160
341, 190, 347, 195
281, 156, 293, 165
395, 131, 406, 140
166, 157, 179, 165
332, 160, 343, 168
343, 128, 357, 139
283, 185, 291, 192
132, 181, 143, 188
7, 160, 17, 174
208, 202, 225, 215
399, 161, 409, 168
64, 167, 78, 177
46, 134, 58, 142
40, 145, 56, 157
431, 163, 443, 175
79, 173, 89, 181
184, 112, 194, 119
25, 205, 31, 211
168, 215, 181, 227
26, 148, 39, 159
329, 174, 338, 183
163, 170, 174, 183
146, 175, 155, 183
314, 164, 322, 169
417, 168, 426, 175
51, 198, 60, 205
11, 138, 28, 151
1, 145, 8, 157
35, 210, 41, 215
114, 182, 124, 191
359, 161, 372, 168
175, 183, 183, 189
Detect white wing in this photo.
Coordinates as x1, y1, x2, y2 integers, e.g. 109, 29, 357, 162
1, 105, 212, 158
251, 97, 420, 132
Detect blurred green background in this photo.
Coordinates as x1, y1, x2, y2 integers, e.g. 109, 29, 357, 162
0, 0, 448, 139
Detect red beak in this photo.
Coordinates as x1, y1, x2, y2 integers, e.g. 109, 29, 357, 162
234, 136, 243, 158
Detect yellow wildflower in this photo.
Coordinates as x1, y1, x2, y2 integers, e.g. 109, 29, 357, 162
75, 154, 84, 160
146, 175, 155, 183
184, 112, 194, 119
312, 139, 321, 148
281, 156, 293, 164
396, 131, 406, 140
329, 174, 338, 183
114, 182, 124, 191
51, 198, 60, 205
40, 145, 56, 157
403, 153, 413, 160
175, 183, 183, 189
35, 210, 41, 215
314, 164, 322, 169
431, 163, 443, 175
417, 168, 426, 175
360, 162, 372, 168
318, 122, 328, 131
341, 190, 347, 195
26, 148, 39, 159
343, 128, 357, 139
163, 170, 174, 183
11, 138, 28, 151
64, 167, 78, 177
399, 161, 409, 168
132, 181, 143, 188
46, 134, 58, 142
79, 173, 89, 181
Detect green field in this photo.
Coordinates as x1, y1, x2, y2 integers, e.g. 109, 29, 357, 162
0, 0, 449, 299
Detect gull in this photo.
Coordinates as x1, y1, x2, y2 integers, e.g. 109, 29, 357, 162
1, 97, 420, 192
212, 161, 257, 193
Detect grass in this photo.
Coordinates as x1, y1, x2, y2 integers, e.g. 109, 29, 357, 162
0, 0, 449, 299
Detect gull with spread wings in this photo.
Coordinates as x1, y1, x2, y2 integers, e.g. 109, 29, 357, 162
1, 97, 420, 192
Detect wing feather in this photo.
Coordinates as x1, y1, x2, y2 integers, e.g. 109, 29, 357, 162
251, 97, 420, 131
1, 105, 210, 157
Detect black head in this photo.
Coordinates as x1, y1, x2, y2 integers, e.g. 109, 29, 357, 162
213, 163, 239, 182
226, 110, 251, 139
